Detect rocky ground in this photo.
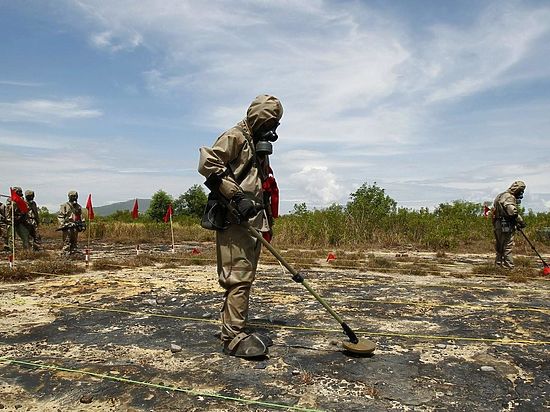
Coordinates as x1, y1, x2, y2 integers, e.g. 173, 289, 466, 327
0, 242, 549, 411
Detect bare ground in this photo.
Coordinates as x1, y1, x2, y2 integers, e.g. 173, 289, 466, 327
0, 242, 549, 412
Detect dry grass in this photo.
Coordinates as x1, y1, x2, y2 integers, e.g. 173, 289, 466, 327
328, 259, 365, 270
507, 266, 541, 283
471, 261, 541, 282
91, 249, 219, 270
41, 222, 215, 245
298, 371, 315, 385
0, 266, 33, 281
471, 263, 501, 275
366, 254, 397, 270
0, 259, 84, 282
92, 258, 129, 270
400, 263, 429, 276
31, 259, 84, 275
12, 250, 51, 261
514, 256, 534, 268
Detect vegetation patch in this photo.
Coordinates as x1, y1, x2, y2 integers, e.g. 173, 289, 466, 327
471, 263, 501, 275
507, 267, 540, 283
0, 259, 84, 282
366, 254, 397, 269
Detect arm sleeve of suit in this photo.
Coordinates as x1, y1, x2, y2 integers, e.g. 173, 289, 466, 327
501, 195, 520, 219
57, 204, 69, 226
198, 132, 243, 199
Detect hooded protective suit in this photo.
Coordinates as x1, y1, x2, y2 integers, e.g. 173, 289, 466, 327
198, 95, 283, 352
6, 187, 30, 250
25, 190, 42, 251
492, 181, 526, 268
58, 191, 85, 255
0, 202, 8, 250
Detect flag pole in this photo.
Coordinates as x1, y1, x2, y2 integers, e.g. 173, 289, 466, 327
132, 198, 140, 255
170, 212, 175, 253
11, 194, 15, 267
86, 214, 91, 267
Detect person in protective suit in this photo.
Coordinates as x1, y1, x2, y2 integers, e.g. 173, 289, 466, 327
492, 181, 526, 269
0, 200, 9, 251
58, 191, 86, 256
6, 187, 31, 250
198, 94, 283, 358
25, 190, 42, 251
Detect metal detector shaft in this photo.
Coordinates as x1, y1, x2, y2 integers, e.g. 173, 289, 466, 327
518, 228, 549, 267
243, 220, 359, 344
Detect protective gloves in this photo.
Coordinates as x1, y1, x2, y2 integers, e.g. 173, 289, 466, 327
233, 192, 263, 220
516, 220, 527, 229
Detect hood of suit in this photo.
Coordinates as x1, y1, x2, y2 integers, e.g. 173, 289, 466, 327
507, 181, 526, 196
246, 95, 283, 135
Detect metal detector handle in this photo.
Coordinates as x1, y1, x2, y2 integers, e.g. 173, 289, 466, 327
222, 200, 359, 344
246, 221, 358, 344
518, 228, 549, 267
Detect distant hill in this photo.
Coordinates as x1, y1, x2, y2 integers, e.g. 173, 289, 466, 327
94, 198, 151, 217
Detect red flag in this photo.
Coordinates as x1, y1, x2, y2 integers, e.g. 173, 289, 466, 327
131, 199, 139, 219
262, 167, 279, 218
86, 194, 95, 220
163, 204, 173, 223
10, 187, 29, 214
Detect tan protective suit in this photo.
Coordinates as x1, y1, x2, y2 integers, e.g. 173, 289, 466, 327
198, 95, 283, 343
6, 187, 30, 250
0, 202, 8, 251
492, 181, 526, 268
25, 190, 42, 251
58, 192, 85, 255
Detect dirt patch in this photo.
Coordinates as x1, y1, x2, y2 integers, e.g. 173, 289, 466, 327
1, 242, 549, 411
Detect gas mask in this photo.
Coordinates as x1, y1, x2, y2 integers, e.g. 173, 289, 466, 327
516, 192, 524, 204
255, 123, 279, 156
68, 191, 78, 203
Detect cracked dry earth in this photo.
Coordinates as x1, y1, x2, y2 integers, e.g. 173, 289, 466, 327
0, 244, 549, 411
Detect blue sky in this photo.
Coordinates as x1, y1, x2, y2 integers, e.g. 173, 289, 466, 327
1, 0, 550, 213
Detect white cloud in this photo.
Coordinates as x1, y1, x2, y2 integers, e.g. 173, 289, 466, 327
0, 129, 199, 211
419, 5, 550, 104
0, 80, 44, 87
90, 30, 142, 52
65, 1, 550, 148
290, 166, 343, 205
16, 1, 550, 211
0, 98, 102, 123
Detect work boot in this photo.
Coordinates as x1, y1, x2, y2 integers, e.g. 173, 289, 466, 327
223, 333, 268, 358
251, 332, 273, 347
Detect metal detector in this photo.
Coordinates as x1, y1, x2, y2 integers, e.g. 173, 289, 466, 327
224, 199, 376, 355
518, 228, 550, 275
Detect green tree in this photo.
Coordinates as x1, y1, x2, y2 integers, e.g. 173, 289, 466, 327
291, 202, 309, 216
433, 200, 481, 218
347, 182, 396, 217
173, 184, 208, 218
147, 190, 173, 222
346, 182, 397, 241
